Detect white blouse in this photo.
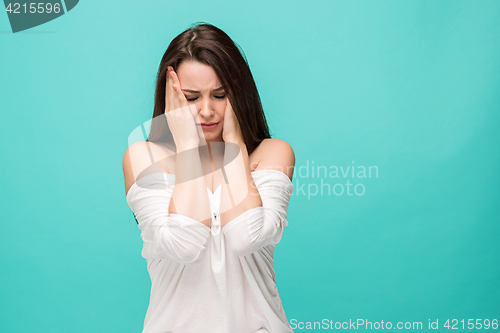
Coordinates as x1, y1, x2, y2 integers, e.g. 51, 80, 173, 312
126, 169, 295, 333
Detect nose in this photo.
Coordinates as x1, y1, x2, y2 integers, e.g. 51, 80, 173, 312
198, 98, 214, 119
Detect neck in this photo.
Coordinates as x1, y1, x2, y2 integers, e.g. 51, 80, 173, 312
199, 142, 225, 173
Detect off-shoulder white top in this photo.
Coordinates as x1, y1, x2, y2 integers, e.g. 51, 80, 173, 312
126, 169, 295, 333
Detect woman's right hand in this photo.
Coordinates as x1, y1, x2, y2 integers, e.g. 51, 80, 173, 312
164, 65, 206, 151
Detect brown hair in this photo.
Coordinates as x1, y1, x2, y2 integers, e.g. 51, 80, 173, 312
146, 22, 271, 155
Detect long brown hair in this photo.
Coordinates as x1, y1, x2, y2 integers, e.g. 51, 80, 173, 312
146, 22, 271, 155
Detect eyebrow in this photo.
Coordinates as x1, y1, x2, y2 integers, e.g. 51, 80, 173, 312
181, 86, 224, 93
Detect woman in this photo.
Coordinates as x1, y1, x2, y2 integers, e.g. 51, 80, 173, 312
122, 23, 295, 333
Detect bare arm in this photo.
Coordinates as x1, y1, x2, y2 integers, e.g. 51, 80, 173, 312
220, 138, 295, 228
168, 145, 212, 228
219, 138, 262, 227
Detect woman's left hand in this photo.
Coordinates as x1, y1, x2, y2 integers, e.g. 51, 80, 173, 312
222, 99, 244, 144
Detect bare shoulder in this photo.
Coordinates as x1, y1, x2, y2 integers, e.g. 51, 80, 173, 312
254, 138, 295, 181
122, 141, 175, 196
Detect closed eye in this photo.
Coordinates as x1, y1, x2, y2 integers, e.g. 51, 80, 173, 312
186, 95, 226, 102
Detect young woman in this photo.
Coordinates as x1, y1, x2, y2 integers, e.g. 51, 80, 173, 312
122, 23, 295, 333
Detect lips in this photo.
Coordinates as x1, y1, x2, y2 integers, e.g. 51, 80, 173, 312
200, 122, 219, 129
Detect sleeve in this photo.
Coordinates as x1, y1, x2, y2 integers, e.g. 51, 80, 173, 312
222, 170, 294, 256
126, 173, 211, 264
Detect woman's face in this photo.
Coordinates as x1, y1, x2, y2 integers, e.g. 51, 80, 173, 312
176, 60, 227, 142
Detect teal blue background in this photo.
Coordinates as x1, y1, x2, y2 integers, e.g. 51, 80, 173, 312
1, 1, 499, 332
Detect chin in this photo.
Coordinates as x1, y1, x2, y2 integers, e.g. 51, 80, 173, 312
204, 132, 223, 142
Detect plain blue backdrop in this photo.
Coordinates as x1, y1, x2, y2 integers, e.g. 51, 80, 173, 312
1, 1, 499, 332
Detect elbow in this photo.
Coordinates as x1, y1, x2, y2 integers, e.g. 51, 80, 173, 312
226, 238, 258, 257
223, 207, 289, 256
148, 215, 211, 264
165, 245, 207, 264
152, 234, 209, 264
224, 208, 273, 256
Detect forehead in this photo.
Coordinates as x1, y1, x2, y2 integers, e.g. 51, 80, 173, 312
176, 60, 221, 90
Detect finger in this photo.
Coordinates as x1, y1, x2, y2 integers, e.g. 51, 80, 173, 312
166, 68, 173, 113
167, 69, 181, 110
172, 84, 180, 112
169, 68, 181, 90
172, 82, 184, 114
228, 99, 240, 126
225, 99, 235, 123
169, 70, 189, 106
172, 85, 183, 111
165, 69, 170, 113
228, 99, 236, 116
168, 68, 176, 113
